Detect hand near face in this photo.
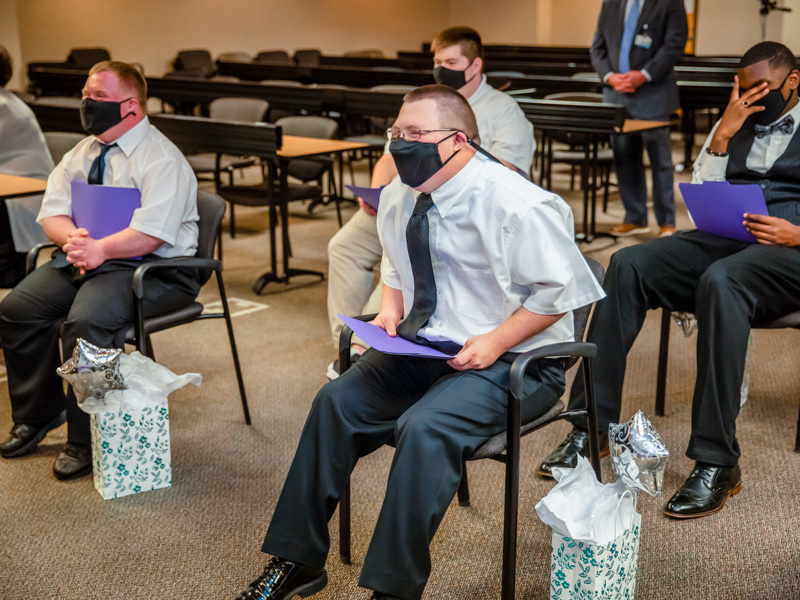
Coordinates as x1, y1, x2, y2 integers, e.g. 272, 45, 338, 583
714, 76, 769, 143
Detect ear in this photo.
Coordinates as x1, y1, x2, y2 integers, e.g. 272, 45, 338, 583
788, 69, 800, 90
471, 56, 484, 74
452, 130, 470, 150
123, 97, 139, 116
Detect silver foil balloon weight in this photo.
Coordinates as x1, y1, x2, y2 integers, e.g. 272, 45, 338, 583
608, 411, 669, 496
57, 338, 126, 407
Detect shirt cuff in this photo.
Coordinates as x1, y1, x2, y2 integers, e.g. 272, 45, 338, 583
641, 69, 652, 82
695, 149, 729, 182
603, 72, 615, 84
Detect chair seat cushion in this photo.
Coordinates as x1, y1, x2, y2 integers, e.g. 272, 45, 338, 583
760, 310, 800, 329
187, 153, 255, 173
551, 148, 614, 163
469, 399, 566, 460
124, 302, 204, 342
219, 182, 322, 206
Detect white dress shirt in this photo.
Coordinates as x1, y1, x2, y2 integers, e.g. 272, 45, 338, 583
38, 116, 199, 258
692, 100, 800, 183
0, 88, 54, 251
378, 154, 605, 353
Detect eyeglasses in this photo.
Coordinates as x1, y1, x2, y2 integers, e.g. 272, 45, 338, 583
386, 127, 460, 142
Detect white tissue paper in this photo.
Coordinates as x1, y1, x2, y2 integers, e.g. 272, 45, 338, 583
535, 456, 637, 546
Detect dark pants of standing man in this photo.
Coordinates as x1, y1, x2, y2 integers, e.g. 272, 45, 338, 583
567, 230, 800, 466
261, 349, 565, 600
613, 125, 675, 228
0, 255, 200, 447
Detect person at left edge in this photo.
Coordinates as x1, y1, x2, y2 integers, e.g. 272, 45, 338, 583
233, 85, 604, 600
0, 61, 200, 480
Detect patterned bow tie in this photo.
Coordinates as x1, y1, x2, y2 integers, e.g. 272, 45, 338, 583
754, 114, 795, 139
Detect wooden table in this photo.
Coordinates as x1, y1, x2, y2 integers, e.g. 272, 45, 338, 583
254, 135, 370, 294
619, 119, 672, 134
0, 174, 48, 200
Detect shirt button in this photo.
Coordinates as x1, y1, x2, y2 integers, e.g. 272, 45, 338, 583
438, 323, 443, 328
760, 183, 767, 189
437, 288, 443, 295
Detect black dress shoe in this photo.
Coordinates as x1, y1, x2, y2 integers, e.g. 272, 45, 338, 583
53, 443, 93, 480
235, 556, 327, 600
370, 593, 402, 600
537, 427, 609, 478
664, 462, 742, 519
0, 411, 67, 458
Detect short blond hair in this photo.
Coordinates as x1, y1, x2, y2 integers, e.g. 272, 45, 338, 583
88, 61, 147, 109
404, 84, 480, 143
431, 27, 484, 64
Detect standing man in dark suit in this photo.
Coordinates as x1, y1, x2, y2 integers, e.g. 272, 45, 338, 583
592, 0, 687, 237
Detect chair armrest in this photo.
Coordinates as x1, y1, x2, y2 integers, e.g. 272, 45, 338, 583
508, 341, 597, 401
26, 242, 59, 275
132, 257, 220, 299
337, 313, 378, 372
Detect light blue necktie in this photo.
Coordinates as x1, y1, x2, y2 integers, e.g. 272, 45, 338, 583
618, 0, 641, 74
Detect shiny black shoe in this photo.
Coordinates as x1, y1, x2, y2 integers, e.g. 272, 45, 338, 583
663, 462, 742, 519
235, 556, 327, 600
537, 427, 609, 478
0, 411, 67, 458
370, 593, 402, 600
53, 443, 93, 480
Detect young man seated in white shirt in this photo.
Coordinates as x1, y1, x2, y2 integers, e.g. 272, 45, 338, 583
325, 27, 535, 378
538, 41, 800, 520
234, 84, 603, 600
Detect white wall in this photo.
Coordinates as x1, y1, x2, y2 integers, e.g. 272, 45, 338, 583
0, 0, 24, 90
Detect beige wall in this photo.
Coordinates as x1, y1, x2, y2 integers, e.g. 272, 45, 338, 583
696, 0, 784, 55
539, 0, 601, 46
450, 0, 539, 45
0, 0, 23, 90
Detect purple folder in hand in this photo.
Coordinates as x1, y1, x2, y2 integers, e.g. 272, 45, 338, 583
679, 182, 769, 243
344, 184, 385, 211
338, 315, 456, 359
70, 180, 141, 239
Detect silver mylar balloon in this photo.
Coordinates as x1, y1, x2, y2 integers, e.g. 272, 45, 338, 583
608, 411, 669, 496
57, 338, 126, 406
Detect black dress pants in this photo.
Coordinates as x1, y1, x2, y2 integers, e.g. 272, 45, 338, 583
261, 349, 565, 600
0, 256, 200, 446
568, 230, 800, 466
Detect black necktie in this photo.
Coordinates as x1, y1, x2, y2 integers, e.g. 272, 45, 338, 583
397, 193, 437, 342
87, 143, 116, 185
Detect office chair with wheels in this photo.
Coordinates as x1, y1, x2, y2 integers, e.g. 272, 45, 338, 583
43, 132, 86, 165
336, 256, 606, 600
26, 191, 250, 424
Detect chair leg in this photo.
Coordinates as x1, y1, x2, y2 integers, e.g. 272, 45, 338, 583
229, 203, 236, 239
457, 461, 470, 507
339, 475, 352, 565
602, 164, 611, 213
501, 391, 522, 600
216, 271, 251, 425
795, 403, 800, 453
583, 357, 602, 482
655, 309, 671, 417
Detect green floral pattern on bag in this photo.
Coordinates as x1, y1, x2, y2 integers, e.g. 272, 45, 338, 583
549, 514, 641, 599
90, 406, 172, 500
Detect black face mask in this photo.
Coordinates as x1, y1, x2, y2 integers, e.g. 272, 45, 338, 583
389, 132, 460, 188
80, 97, 134, 136
750, 72, 794, 126
433, 62, 477, 90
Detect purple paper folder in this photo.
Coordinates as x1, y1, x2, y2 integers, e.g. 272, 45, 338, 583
70, 180, 141, 239
338, 314, 456, 359
679, 182, 769, 243
344, 184, 385, 211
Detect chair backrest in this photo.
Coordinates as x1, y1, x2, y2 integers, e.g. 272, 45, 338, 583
369, 84, 416, 94
44, 132, 86, 165
344, 49, 384, 58
255, 50, 292, 64
293, 49, 322, 65
217, 52, 251, 63
276, 116, 339, 181
209, 97, 269, 123
259, 79, 304, 87
565, 256, 605, 370
68, 48, 110, 70
195, 191, 226, 284
544, 92, 604, 103
173, 50, 215, 78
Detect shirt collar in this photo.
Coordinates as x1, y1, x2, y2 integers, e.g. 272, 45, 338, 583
466, 74, 489, 106
427, 153, 485, 218
92, 116, 150, 157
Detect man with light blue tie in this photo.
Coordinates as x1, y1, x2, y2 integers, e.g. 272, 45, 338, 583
591, 0, 687, 237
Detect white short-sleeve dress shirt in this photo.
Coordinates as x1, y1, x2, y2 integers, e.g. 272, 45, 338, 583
378, 154, 605, 353
0, 88, 54, 251
37, 116, 199, 258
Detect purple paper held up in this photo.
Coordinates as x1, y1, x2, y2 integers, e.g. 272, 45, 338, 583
338, 315, 456, 359
679, 181, 769, 243
71, 180, 141, 240
344, 184, 385, 211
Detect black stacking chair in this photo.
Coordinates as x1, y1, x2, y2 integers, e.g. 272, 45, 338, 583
172, 49, 216, 78
26, 191, 250, 424
255, 50, 292, 64
655, 307, 800, 452
67, 48, 111, 70
336, 256, 605, 600
43, 132, 86, 165
293, 49, 322, 65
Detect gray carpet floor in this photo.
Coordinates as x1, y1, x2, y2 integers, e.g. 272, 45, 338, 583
1, 136, 799, 600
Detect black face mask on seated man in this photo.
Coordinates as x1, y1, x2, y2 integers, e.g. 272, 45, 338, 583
750, 71, 795, 125
433, 64, 478, 90
389, 132, 461, 187
80, 97, 134, 136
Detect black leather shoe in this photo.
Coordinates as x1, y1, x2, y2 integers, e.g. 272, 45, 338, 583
0, 411, 67, 458
370, 593, 402, 600
663, 462, 742, 519
53, 443, 93, 480
235, 556, 327, 600
537, 427, 609, 478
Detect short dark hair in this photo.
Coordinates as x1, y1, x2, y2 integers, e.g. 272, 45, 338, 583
431, 26, 484, 63
0, 45, 12, 87
88, 60, 148, 109
739, 42, 798, 72
403, 84, 480, 142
